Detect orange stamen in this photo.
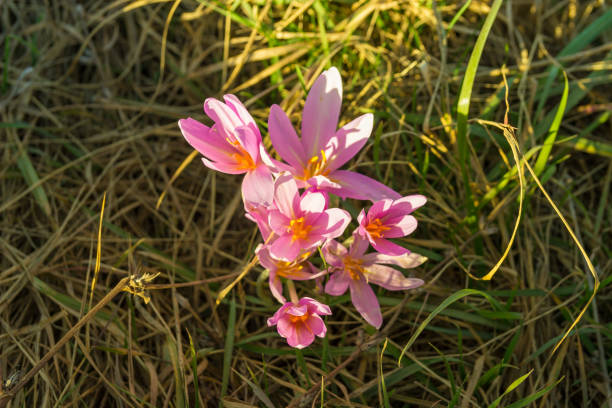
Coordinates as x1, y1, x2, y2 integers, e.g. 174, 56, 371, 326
299, 149, 330, 180
365, 218, 391, 239
344, 256, 365, 281
226, 137, 257, 171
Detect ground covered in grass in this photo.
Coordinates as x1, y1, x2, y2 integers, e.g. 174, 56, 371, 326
1, 0, 611, 407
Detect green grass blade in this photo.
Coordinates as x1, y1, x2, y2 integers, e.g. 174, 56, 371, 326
221, 294, 237, 405
398, 289, 500, 366
455, 0, 503, 215
16, 145, 51, 217
533, 71, 569, 177
487, 370, 533, 408
505, 377, 563, 408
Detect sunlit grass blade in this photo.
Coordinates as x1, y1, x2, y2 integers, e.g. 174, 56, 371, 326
157, 149, 199, 210
455, 0, 503, 218
379, 338, 391, 408
398, 289, 500, 366
505, 377, 563, 408
487, 370, 533, 408
89, 192, 106, 306
533, 71, 568, 177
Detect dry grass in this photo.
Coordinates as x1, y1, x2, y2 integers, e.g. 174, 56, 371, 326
1, 0, 611, 406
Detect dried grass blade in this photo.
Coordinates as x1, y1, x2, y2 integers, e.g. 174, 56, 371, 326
157, 149, 199, 210
89, 192, 106, 306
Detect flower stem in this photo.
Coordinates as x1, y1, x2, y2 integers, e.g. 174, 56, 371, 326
286, 279, 299, 304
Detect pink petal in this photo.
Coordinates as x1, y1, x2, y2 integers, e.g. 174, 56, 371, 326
301, 298, 332, 315
325, 269, 350, 296
299, 191, 327, 214
383, 215, 418, 238
287, 322, 315, 349
269, 104, 306, 169
234, 126, 260, 162
179, 118, 235, 164
349, 234, 370, 258
321, 239, 348, 268
242, 165, 274, 206
371, 238, 409, 256
269, 274, 286, 303
268, 303, 292, 326
269, 234, 303, 262
365, 264, 424, 291
223, 94, 260, 139
302, 67, 342, 158
273, 174, 300, 217
305, 314, 327, 338
363, 252, 427, 269
368, 199, 393, 220
349, 278, 382, 329
329, 170, 401, 201
326, 113, 373, 172
392, 194, 427, 212
315, 208, 350, 239
203, 98, 242, 139
268, 210, 290, 235
201, 157, 245, 174
306, 175, 342, 191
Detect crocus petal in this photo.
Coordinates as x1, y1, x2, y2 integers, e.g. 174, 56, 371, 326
371, 238, 409, 256
349, 278, 382, 329
269, 274, 286, 303
234, 126, 260, 162
305, 314, 327, 338
325, 269, 350, 296
329, 170, 401, 201
349, 234, 370, 258
179, 118, 236, 164
307, 175, 342, 191
268, 210, 290, 235
201, 157, 245, 174
383, 215, 418, 238
391, 194, 427, 213
367, 199, 393, 221
269, 104, 306, 169
302, 67, 342, 157
363, 252, 427, 269
321, 239, 348, 268
269, 235, 303, 261
242, 165, 274, 206
287, 323, 315, 349
316, 208, 351, 238
299, 191, 327, 214
223, 94, 260, 138
203, 98, 242, 139
273, 174, 300, 217
365, 264, 424, 291
301, 298, 332, 315
326, 113, 373, 172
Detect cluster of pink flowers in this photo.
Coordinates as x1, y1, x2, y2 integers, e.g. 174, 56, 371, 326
179, 68, 426, 349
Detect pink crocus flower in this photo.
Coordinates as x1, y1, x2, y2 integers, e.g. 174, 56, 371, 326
267, 173, 350, 262
257, 245, 320, 303
268, 67, 400, 202
357, 195, 427, 256
267, 297, 332, 349
323, 235, 425, 328
179, 94, 274, 206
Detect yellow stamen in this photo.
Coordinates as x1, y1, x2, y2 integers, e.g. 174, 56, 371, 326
288, 217, 312, 242
344, 256, 365, 281
365, 218, 391, 239
226, 137, 257, 171
299, 149, 330, 180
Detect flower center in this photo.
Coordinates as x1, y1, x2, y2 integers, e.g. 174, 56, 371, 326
288, 217, 312, 242
344, 256, 365, 281
275, 252, 312, 278
365, 218, 391, 239
289, 313, 310, 324
227, 138, 257, 171
300, 150, 330, 180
